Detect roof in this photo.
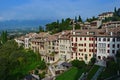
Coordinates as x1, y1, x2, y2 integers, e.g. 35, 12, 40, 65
36, 32, 50, 38
99, 12, 113, 16
24, 74, 39, 80
72, 26, 120, 37
61, 62, 72, 67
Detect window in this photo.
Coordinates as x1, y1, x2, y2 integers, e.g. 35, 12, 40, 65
108, 44, 110, 48
72, 43, 73, 46
112, 50, 115, 54
92, 44, 93, 47
96, 38, 97, 41
95, 49, 97, 52
84, 49, 86, 52
71, 38, 73, 41
89, 49, 91, 52
103, 38, 106, 41
107, 38, 110, 41
99, 38, 101, 41
89, 44, 91, 47
96, 44, 97, 47
76, 37, 77, 42
89, 37, 91, 41
117, 37, 120, 42
84, 43, 86, 47
80, 37, 82, 40
92, 38, 94, 41
84, 37, 86, 40
107, 50, 109, 53
113, 38, 115, 42
89, 54, 91, 57
92, 49, 94, 52
113, 44, 115, 48
117, 44, 120, 48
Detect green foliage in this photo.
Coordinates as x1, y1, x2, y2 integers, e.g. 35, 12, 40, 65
90, 57, 96, 64
37, 60, 46, 70
87, 65, 100, 80
71, 59, 85, 68
34, 69, 39, 75
116, 49, 120, 58
86, 16, 98, 22
1, 31, 7, 44
0, 40, 41, 80
39, 26, 44, 32
56, 67, 85, 80
75, 16, 77, 22
78, 15, 82, 22
39, 71, 46, 79
45, 18, 76, 34
45, 16, 83, 34
99, 60, 118, 79
75, 24, 81, 30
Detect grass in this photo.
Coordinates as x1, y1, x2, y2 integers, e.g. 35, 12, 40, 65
87, 65, 100, 80
97, 68, 117, 80
56, 67, 85, 80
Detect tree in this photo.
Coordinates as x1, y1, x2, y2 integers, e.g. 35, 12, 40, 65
0, 40, 42, 80
75, 24, 81, 29
61, 18, 64, 23
78, 15, 82, 22
90, 57, 96, 65
1, 31, 7, 44
75, 16, 77, 23
39, 26, 44, 32
37, 60, 46, 70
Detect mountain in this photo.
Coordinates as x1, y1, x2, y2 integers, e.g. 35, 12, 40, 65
0, 19, 52, 31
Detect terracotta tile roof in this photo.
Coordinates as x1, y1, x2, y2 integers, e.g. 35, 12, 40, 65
72, 27, 120, 37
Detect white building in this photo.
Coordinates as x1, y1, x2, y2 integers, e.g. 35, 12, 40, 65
96, 27, 120, 66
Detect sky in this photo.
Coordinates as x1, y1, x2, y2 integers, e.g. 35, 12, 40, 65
0, 0, 120, 21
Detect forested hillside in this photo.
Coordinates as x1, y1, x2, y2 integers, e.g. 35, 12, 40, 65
0, 40, 42, 80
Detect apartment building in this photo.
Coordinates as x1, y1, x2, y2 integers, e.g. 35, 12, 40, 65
58, 31, 72, 61
96, 27, 120, 66
45, 35, 59, 63
31, 32, 50, 53
71, 29, 97, 63
15, 33, 37, 49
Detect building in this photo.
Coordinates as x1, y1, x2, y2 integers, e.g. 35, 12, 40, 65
71, 29, 97, 63
102, 21, 120, 28
15, 33, 37, 49
45, 34, 59, 63
15, 21, 120, 66
98, 12, 113, 20
90, 20, 102, 29
96, 27, 120, 66
58, 31, 72, 61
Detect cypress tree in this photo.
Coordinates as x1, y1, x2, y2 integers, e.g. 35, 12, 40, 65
78, 15, 82, 22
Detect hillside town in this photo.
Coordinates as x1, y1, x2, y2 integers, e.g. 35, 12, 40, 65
15, 11, 120, 80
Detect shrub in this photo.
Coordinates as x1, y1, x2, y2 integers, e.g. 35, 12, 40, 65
71, 59, 85, 68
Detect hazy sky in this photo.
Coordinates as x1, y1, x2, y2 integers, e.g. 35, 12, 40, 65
0, 0, 120, 21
